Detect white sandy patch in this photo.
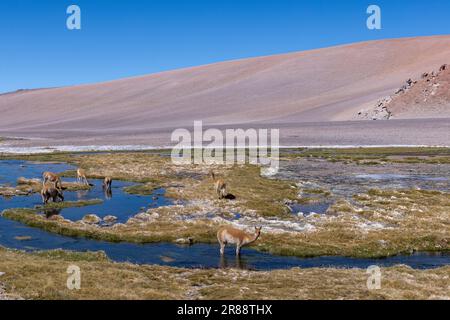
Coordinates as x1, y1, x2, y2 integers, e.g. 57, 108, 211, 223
0, 145, 171, 154
229, 216, 316, 234
357, 221, 390, 232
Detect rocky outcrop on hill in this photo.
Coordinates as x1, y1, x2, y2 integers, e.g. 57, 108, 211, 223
358, 64, 450, 120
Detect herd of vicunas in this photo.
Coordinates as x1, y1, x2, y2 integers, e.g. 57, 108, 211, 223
39, 168, 261, 256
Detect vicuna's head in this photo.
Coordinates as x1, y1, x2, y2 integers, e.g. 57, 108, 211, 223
254, 226, 262, 236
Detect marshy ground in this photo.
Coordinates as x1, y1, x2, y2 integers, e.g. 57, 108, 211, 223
0, 147, 449, 299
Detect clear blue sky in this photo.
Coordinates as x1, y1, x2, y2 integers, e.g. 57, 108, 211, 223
1, 0, 449, 93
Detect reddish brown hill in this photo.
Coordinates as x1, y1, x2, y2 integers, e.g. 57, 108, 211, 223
359, 64, 450, 120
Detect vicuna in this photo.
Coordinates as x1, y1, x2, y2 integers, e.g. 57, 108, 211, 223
217, 226, 262, 256
41, 185, 64, 204
103, 177, 112, 191
210, 171, 227, 199
77, 168, 89, 185
42, 171, 62, 190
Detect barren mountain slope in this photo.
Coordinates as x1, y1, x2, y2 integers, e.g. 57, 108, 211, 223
1, 36, 450, 147
358, 64, 450, 120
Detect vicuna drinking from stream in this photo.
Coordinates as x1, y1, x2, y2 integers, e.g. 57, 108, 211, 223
41, 185, 64, 204
77, 168, 89, 185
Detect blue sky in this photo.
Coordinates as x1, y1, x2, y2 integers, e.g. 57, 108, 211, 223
1, 0, 449, 93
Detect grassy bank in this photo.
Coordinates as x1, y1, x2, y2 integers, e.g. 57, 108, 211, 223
281, 147, 450, 165
0, 247, 448, 300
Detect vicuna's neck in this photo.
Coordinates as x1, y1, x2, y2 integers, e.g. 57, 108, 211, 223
245, 232, 260, 245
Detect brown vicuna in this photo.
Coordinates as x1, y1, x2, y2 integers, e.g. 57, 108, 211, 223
210, 171, 227, 199
217, 226, 262, 256
42, 171, 62, 190
41, 185, 64, 204
77, 168, 89, 185
103, 177, 112, 191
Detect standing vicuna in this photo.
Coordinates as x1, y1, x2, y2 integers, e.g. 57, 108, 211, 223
42, 171, 62, 190
103, 177, 112, 191
217, 226, 262, 256
77, 168, 89, 185
210, 171, 227, 199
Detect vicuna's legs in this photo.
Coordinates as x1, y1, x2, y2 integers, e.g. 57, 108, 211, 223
77, 169, 89, 185
79, 175, 89, 185
236, 243, 242, 256
219, 241, 226, 255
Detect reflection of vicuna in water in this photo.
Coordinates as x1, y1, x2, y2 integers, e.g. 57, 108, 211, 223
44, 208, 62, 219
104, 188, 112, 199
219, 254, 248, 270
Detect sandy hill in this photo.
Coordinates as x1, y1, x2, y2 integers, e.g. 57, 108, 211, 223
0, 35, 450, 147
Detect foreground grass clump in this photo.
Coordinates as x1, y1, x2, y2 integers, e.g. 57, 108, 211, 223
2, 207, 219, 244
123, 182, 161, 195
0, 247, 448, 300
36, 199, 103, 210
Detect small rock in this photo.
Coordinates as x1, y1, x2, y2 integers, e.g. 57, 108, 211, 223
14, 236, 32, 241
134, 212, 153, 222
160, 256, 176, 263
175, 237, 194, 245
103, 215, 118, 224
82, 214, 101, 224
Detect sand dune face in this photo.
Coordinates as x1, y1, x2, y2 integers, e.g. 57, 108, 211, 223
1, 35, 450, 147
